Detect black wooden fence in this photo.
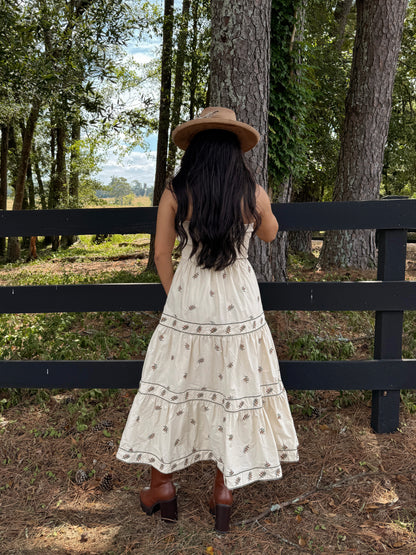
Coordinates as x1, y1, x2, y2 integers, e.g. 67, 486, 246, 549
0, 198, 415, 434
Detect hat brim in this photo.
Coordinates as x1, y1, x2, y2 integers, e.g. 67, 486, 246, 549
172, 118, 260, 152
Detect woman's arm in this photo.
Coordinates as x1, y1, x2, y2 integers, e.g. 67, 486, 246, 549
154, 188, 177, 295
254, 185, 279, 242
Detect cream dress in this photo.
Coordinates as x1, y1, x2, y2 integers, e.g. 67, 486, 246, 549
116, 221, 298, 489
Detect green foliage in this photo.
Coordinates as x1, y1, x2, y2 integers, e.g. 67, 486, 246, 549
0, 311, 152, 362
383, 4, 416, 199
288, 332, 355, 361
269, 0, 312, 192
403, 311, 416, 359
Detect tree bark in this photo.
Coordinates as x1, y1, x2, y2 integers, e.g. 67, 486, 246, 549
0, 125, 9, 256
147, 0, 174, 273
189, 0, 200, 119
62, 118, 81, 247
334, 0, 354, 50
320, 0, 408, 270
48, 123, 67, 250
32, 142, 47, 210
7, 100, 40, 262
167, 0, 191, 177
210, 0, 273, 280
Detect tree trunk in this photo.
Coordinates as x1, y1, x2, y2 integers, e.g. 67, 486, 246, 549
147, 0, 174, 273
189, 0, 199, 119
167, 0, 191, 177
7, 101, 40, 262
27, 160, 35, 209
48, 123, 66, 251
334, 0, 354, 50
210, 0, 273, 280
32, 143, 47, 210
320, 0, 408, 270
288, 180, 319, 254
62, 118, 81, 248
0, 125, 9, 256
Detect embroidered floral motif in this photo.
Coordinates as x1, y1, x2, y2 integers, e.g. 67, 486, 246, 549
227, 304, 234, 311
188, 305, 196, 310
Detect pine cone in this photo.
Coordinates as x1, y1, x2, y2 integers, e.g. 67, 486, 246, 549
100, 473, 113, 491
75, 469, 88, 485
92, 419, 114, 432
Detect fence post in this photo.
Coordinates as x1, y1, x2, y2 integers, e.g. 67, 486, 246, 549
371, 226, 407, 433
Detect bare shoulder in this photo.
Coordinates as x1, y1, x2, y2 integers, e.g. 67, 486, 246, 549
160, 187, 178, 213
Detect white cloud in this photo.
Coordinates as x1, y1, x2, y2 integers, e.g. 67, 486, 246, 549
96, 149, 157, 186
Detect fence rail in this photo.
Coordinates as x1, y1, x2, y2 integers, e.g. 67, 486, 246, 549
1, 198, 415, 433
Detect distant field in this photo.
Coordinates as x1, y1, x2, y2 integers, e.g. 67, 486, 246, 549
5, 196, 152, 210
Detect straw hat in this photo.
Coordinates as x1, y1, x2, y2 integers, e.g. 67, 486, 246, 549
172, 107, 260, 152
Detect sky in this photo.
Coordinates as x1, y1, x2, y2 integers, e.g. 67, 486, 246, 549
94, 37, 159, 187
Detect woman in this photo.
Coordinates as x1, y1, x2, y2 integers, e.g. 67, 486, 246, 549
116, 107, 298, 533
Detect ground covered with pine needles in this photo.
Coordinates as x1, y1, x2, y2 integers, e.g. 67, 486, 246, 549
0, 236, 416, 554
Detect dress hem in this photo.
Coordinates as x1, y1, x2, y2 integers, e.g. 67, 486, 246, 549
116, 446, 299, 490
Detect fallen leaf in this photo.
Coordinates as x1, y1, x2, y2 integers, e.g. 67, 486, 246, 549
296, 514, 302, 523
319, 424, 329, 431
298, 538, 307, 547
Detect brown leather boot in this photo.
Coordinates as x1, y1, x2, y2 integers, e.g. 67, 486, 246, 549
140, 467, 178, 522
209, 468, 233, 532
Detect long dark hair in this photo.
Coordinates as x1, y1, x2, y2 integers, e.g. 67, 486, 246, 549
170, 129, 260, 271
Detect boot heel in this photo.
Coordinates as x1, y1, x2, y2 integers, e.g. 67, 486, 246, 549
160, 497, 178, 522
214, 504, 231, 533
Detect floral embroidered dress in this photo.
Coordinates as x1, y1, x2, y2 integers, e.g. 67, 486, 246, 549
116, 221, 298, 489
